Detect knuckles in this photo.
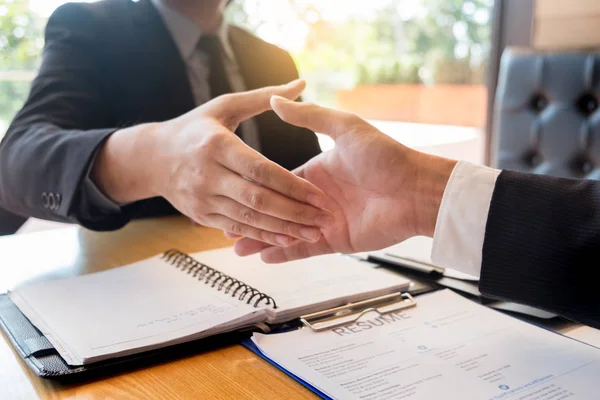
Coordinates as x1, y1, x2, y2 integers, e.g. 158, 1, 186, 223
257, 229, 269, 243
188, 168, 214, 197
228, 221, 244, 236
189, 209, 208, 226
195, 129, 229, 155
280, 221, 294, 236
239, 208, 257, 225
248, 161, 270, 183
294, 207, 311, 224
241, 188, 266, 210
186, 132, 231, 193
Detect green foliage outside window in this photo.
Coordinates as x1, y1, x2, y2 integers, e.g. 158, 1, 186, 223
227, 0, 492, 86
0, 0, 43, 129
0, 0, 492, 130
226, 0, 491, 104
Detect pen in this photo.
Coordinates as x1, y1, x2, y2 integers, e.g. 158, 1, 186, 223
368, 253, 445, 277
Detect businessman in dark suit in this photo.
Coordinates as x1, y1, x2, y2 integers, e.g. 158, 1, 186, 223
0, 0, 332, 246
234, 97, 600, 329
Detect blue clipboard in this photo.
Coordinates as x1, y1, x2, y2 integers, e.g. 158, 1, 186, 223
241, 293, 418, 399
241, 337, 333, 400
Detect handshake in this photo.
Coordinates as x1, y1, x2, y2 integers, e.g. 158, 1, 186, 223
196, 79, 457, 263
95, 79, 456, 262
230, 81, 457, 263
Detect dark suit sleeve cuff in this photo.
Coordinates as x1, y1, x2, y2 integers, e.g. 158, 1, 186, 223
81, 149, 122, 213
67, 129, 137, 231
480, 170, 600, 327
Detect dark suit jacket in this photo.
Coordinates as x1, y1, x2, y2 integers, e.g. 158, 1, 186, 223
481, 170, 600, 328
0, 0, 320, 231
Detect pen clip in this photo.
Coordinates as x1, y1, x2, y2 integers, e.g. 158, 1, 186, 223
299, 292, 417, 332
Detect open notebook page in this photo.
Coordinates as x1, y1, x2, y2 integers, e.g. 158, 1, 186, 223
9, 255, 265, 365
191, 248, 410, 324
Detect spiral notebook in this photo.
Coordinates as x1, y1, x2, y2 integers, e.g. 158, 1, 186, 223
7, 247, 409, 366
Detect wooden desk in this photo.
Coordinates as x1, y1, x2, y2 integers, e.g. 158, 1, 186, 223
0, 216, 316, 399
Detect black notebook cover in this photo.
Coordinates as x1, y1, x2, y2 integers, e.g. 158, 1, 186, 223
0, 293, 257, 380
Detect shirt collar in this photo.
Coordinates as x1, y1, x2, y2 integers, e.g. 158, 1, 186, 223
151, 0, 235, 62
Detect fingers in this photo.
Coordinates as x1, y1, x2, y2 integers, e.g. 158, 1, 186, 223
270, 95, 361, 140
204, 214, 294, 247
234, 237, 333, 263
217, 140, 329, 210
221, 172, 332, 229
262, 239, 334, 263
234, 237, 271, 256
214, 196, 322, 243
211, 79, 307, 125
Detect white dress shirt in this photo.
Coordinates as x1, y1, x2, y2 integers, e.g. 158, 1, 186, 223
431, 161, 502, 278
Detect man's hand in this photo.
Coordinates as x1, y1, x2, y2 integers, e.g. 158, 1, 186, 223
92, 80, 332, 247
234, 96, 457, 262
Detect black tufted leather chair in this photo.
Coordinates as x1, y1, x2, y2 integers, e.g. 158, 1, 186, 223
491, 48, 600, 179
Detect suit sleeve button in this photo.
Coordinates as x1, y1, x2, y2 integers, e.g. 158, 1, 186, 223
48, 193, 57, 210
41, 192, 49, 208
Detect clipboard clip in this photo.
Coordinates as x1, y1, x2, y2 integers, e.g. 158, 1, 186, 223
300, 292, 417, 332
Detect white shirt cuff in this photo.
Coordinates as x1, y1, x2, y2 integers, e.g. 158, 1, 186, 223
430, 161, 501, 278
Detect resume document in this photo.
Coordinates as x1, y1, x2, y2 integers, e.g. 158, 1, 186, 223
253, 290, 600, 399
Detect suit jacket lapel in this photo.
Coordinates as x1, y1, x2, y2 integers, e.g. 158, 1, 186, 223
228, 26, 267, 91
130, 0, 195, 115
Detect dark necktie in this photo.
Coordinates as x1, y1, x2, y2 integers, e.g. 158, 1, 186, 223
197, 35, 234, 99
197, 35, 243, 138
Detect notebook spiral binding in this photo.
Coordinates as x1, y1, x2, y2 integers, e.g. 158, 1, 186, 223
162, 249, 277, 309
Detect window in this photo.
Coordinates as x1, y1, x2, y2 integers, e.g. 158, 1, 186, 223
226, 0, 493, 161
1, 0, 493, 164
0, 0, 44, 135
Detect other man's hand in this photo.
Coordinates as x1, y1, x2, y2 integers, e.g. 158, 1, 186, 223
234, 96, 457, 262
92, 80, 331, 247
